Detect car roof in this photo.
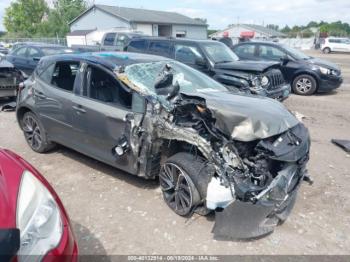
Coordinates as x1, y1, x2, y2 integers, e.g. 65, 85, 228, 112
40, 51, 171, 70
14, 42, 66, 48
129, 36, 219, 44
234, 41, 283, 47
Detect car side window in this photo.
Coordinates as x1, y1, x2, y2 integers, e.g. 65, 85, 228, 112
84, 65, 132, 108
51, 61, 80, 92
103, 33, 117, 46
127, 40, 147, 52
27, 47, 41, 58
174, 44, 204, 64
234, 44, 256, 59
258, 45, 285, 61
149, 41, 171, 57
13, 47, 27, 57
115, 34, 129, 50
38, 63, 55, 84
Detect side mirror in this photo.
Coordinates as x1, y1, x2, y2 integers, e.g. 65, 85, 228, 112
32, 57, 41, 62
280, 55, 290, 65
195, 57, 207, 67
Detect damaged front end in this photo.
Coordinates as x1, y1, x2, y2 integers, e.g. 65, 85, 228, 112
0, 59, 23, 98
116, 61, 311, 240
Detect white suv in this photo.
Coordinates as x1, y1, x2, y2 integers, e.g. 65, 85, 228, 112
321, 37, 350, 54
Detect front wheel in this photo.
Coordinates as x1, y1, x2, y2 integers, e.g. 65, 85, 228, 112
292, 75, 317, 95
21, 112, 56, 153
323, 47, 331, 54
159, 153, 203, 216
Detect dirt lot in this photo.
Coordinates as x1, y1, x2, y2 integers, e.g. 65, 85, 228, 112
0, 50, 349, 256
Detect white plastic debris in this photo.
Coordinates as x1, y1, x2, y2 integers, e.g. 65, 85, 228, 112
206, 176, 235, 210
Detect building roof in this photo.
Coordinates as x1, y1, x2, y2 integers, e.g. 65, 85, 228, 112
67, 29, 95, 36
69, 5, 207, 27
242, 24, 286, 37
210, 24, 286, 38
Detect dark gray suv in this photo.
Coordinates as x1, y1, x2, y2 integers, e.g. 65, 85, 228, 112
16, 52, 311, 240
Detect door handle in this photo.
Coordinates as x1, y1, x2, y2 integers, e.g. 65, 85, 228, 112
72, 105, 86, 113
33, 90, 46, 99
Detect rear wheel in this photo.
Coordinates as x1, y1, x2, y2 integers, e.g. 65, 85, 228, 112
159, 153, 203, 216
292, 74, 317, 95
21, 112, 55, 153
323, 47, 331, 54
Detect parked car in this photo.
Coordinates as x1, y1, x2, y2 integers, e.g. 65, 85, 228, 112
0, 56, 23, 98
321, 37, 350, 54
16, 52, 311, 239
232, 41, 343, 95
126, 37, 291, 101
71, 32, 145, 53
0, 148, 78, 261
6, 43, 74, 77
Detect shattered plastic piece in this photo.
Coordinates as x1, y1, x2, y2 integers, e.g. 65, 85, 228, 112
331, 139, 350, 153
206, 176, 235, 210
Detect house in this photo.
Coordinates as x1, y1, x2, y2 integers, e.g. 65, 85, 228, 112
69, 5, 208, 39
210, 24, 286, 40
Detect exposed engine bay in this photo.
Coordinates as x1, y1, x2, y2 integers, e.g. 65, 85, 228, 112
115, 61, 311, 239
0, 59, 23, 98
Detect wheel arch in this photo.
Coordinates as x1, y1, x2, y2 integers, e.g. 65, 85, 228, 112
16, 106, 34, 129
292, 70, 320, 91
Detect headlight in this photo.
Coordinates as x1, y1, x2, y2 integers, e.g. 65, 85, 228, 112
17, 171, 62, 261
261, 76, 270, 87
319, 66, 331, 75
251, 77, 261, 88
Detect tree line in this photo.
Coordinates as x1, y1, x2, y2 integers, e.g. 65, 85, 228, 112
3, 0, 88, 38
280, 21, 350, 37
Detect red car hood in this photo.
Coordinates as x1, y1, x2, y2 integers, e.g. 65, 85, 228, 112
0, 149, 24, 228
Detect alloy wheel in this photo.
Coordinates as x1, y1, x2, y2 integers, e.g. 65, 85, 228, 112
159, 163, 193, 216
22, 115, 43, 151
296, 78, 313, 94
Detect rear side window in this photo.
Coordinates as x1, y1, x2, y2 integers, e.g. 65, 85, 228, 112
51, 61, 80, 92
149, 41, 171, 57
27, 47, 41, 58
127, 40, 147, 52
103, 33, 117, 46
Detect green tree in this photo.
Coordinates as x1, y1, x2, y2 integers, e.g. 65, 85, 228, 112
3, 0, 49, 37
40, 0, 88, 37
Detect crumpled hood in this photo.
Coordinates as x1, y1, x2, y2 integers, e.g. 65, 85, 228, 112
306, 57, 340, 71
214, 60, 280, 73
181, 90, 299, 141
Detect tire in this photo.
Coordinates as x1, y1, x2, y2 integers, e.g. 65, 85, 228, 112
21, 111, 56, 153
323, 47, 331, 54
292, 74, 317, 95
159, 152, 209, 216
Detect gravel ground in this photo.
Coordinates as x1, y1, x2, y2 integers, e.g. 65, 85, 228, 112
0, 50, 349, 255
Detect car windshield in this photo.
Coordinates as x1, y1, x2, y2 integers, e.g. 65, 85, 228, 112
201, 42, 239, 63
41, 47, 74, 56
282, 45, 310, 60
124, 61, 228, 97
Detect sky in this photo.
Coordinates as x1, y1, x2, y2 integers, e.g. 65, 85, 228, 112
1, 0, 350, 31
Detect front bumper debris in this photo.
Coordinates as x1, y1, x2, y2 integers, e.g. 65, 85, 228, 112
213, 164, 306, 240
252, 84, 291, 101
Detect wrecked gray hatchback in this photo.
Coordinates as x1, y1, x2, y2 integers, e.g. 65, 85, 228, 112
16, 52, 311, 240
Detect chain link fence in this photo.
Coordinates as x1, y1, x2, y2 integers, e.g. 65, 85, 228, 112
0, 38, 67, 46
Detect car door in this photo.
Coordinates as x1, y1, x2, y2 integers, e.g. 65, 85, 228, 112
70, 62, 140, 174
232, 44, 258, 60
33, 60, 80, 146
7, 47, 30, 75
26, 47, 43, 74
257, 44, 296, 83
